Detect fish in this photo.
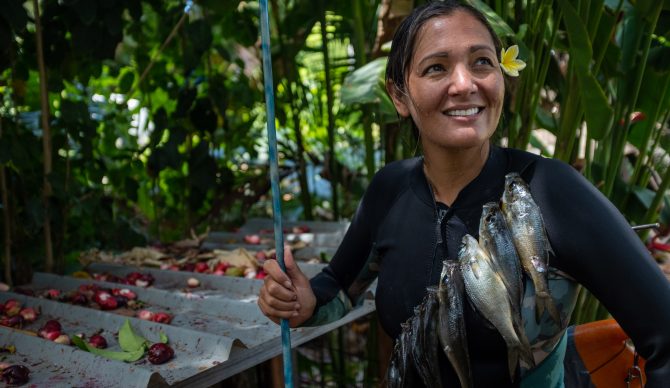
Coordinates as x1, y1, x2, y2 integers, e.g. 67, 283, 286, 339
501, 172, 561, 325
438, 260, 472, 388
411, 287, 444, 387
479, 202, 534, 368
388, 321, 420, 388
459, 234, 535, 380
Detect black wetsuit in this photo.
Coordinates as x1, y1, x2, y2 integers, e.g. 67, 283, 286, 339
307, 146, 670, 387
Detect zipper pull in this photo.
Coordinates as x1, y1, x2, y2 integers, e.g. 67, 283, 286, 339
436, 208, 448, 244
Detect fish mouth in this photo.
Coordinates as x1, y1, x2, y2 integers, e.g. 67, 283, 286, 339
443, 106, 484, 117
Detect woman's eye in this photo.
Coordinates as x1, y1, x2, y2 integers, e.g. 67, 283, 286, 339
424, 64, 444, 74
475, 57, 494, 67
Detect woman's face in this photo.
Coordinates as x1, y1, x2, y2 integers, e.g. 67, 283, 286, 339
390, 11, 504, 152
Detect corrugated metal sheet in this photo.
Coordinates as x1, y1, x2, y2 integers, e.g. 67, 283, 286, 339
0, 219, 375, 387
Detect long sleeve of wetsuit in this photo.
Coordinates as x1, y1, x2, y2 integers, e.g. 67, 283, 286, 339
304, 164, 404, 326
529, 158, 670, 386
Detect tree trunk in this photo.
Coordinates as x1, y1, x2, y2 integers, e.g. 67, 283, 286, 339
320, 1, 339, 220
0, 120, 12, 286
33, 0, 54, 273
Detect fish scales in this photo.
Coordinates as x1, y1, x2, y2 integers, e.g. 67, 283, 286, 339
502, 173, 561, 325
459, 234, 534, 380
479, 203, 535, 368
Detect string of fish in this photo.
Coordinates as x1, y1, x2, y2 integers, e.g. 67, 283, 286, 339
387, 173, 562, 388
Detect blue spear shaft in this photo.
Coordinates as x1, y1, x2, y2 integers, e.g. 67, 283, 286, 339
258, 1, 293, 387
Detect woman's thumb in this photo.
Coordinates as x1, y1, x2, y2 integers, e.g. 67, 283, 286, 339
282, 245, 306, 282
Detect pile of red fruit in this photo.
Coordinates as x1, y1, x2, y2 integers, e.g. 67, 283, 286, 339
160, 260, 267, 280
92, 272, 155, 288
38, 319, 70, 345
0, 300, 39, 329
32, 284, 142, 312
136, 310, 173, 324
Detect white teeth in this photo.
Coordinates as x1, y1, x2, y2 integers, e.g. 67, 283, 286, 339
446, 107, 480, 116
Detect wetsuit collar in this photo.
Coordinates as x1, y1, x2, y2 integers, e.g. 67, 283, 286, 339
410, 145, 507, 208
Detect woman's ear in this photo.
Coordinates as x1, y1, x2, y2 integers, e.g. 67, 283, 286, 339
386, 80, 410, 118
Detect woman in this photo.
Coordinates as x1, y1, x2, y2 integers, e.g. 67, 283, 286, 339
257, 1, 670, 386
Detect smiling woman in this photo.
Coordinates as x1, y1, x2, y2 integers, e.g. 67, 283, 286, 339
257, 1, 670, 387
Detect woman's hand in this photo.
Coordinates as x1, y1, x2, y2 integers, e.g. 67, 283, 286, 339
258, 245, 316, 327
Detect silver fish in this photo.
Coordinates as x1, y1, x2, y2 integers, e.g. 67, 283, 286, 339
459, 234, 534, 380
412, 287, 443, 387
479, 202, 535, 369
388, 322, 419, 388
438, 260, 472, 388
501, 172, 561, 325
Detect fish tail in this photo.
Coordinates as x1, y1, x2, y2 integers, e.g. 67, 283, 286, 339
507, 346, 520, 381
512, 312, 536, 369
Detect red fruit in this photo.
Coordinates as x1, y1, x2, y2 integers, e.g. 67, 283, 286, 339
113, 295, 128, 307
134, 274, 154, 288
214, 262, 230, 273
1, 365, 30, 385
125, 272, 143, 283
42, 330, 62, 341
255, 251, 267, 261
147, 343, 174, 364
194, 262, 209, 273
244, 234, 261, 244
112, 288, 137, 301
88, 334, 108, 349
213, 270, 225, 276
180, 263, 196, 272
255, 270, 268, 280
152, 312, 172, 324
79, 284, 100, 293
42, 319, 62, 333
4, 299, 21, 317
19, 307, 38, 323
136, 310, 155, 321
1, 315, 24, 328
93, 291, 118, 310
70, 293, 88, 305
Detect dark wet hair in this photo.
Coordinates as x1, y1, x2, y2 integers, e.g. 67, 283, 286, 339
385, 1, 503, 95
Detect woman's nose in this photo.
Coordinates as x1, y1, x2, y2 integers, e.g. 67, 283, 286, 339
448, 64, 476, 95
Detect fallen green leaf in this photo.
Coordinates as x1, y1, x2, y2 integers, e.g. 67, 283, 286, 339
159, 332, 168, 344
71, 336, 146, 362
119, 319, 148, 352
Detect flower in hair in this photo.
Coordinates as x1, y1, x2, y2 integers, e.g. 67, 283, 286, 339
499, 45, 526, 77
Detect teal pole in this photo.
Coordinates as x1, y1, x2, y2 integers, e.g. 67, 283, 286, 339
258, 1, 293, 387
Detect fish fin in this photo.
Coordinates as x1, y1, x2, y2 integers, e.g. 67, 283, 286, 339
534, 294, 544, 324
545, 295, 562, 325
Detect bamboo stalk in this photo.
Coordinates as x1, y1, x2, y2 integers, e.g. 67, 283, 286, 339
33, 0, 54, 273
0, 119, 12, 286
